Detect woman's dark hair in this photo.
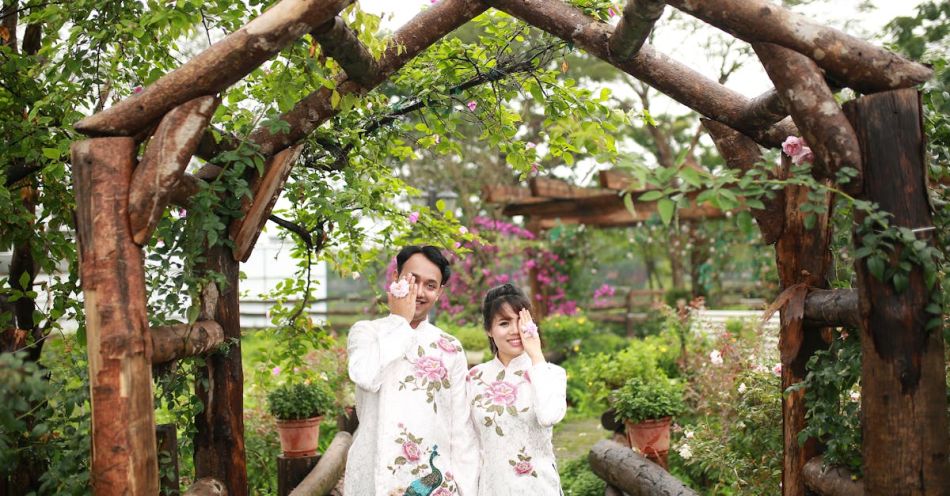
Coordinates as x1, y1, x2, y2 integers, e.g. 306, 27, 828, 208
396, 245, 451, 285
481, 283, 539, 355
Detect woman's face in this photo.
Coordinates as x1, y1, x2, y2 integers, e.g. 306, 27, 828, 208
487, 303, 524, 363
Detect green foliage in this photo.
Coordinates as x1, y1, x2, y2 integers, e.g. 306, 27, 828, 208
563, 337, 668, 415
611, 376, 685, 423
559, 455, 606, 496
541, 313, 596, 355
267, 381, 336, 421
439, 321, 489, 352
0, 351, 53, 470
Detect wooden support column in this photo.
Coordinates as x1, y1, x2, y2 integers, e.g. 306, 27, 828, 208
277, 455, 320, 496
194, 244, 246, 495
157, 424, 181, 496
843, 88, 949, 494
71, 137, 159, 495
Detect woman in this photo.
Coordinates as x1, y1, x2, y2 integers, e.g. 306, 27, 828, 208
466, 284, 567, 495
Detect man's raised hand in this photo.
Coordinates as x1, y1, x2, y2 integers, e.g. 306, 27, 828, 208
388, 274, 418, 324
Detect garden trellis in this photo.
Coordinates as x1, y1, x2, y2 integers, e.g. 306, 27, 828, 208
33, 0, 946, 494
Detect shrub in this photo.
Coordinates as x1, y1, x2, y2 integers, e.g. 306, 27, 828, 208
611, 376, 685, 423
542, 313, 596, 355
267, 382, 336, 421
559, 455, 606, 496
439, 321, 489, 351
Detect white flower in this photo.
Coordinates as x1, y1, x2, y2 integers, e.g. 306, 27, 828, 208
677, 444, 693, 460
351, 271, 361, 280
738, 383, 748, 394
709, 349, 723, 365
684, 429, 694, 439
849, 390, 860, 402
389, 279, 410, 298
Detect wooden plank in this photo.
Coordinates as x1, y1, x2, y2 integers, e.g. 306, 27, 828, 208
229, 145, 303, 262
529, 176, 604, 199
505, 191, 723, 224
481, 184, 546, 204
129, 95, 219, 245
597, 170, 658, 192
844, 88, 949, 494
71, 137, 159, 494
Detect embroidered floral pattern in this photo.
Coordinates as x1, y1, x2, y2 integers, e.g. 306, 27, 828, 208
486, 381, 518, 406
435, 335, 461, 354
469, 367, 529, 436
509, 447, 538, 477
399, 347, 452, 412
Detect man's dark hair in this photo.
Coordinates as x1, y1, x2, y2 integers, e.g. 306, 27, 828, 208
396, 245, 451, 285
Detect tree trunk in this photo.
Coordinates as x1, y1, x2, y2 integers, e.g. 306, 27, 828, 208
71, 137, 159, 495
157, 424, 181, 496
843, 88, 949, 495
194, 244, 247, 495
588, 440, 698, 496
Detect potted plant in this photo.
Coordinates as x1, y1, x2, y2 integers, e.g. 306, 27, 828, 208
268, 381, 336, 458
611, 376, 685, 468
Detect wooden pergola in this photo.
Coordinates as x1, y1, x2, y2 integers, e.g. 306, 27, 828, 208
65, 0, 947, 494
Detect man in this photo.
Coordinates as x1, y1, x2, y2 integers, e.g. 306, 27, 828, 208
345, 245, 478, 495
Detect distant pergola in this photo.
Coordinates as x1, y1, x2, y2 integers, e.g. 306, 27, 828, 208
60, 0, 947, 494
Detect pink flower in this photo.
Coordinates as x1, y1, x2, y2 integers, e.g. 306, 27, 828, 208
414, 356, 448, 382
402, 441, 421, 462
271, 366, 281, 376
437, 337, 459, 354
444, 471, 454, 481
522, 321, 538, 338
514, 460, 533, 475
523, 370, 531, 383
486, 381, 518, 406
525, 142, 536, 149
792, 146, 814, 165
530, 163, 539, 174
459, 226, 468, 234
466, 100, 477, 111
772, 363, 783, 377
608, 7, 617, 17
781, 136, 805, 157
432, 489, 452, 496
433, 134, 441, 144
430, 0, 438, 3
408, 211, 420, 224
389, 279, 410, 298
133, 85, 143, 94
454, 241, 462, 249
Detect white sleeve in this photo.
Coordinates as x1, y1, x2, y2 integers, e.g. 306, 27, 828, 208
450, 356, 479, 495
346, 315, 414, 392
529, 363, 567, 427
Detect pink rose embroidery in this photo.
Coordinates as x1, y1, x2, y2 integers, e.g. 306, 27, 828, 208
514, 460, 533, 475
437, 337, 458, 354
414, 356, 448, 382
432, 488, 452, 496
402, 441, 421, 462
523, 370, 531, 383
486, 381, 518, 406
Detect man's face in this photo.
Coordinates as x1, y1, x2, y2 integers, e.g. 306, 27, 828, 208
396, 253, 445, 323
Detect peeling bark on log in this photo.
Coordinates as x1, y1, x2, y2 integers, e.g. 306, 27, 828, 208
288, 431, 352, 496
311, 17, 378, 88
129, 95, 219, 245
773, 153, 834, 496
228, 145, 303, 262
663, 0, 933, 93
701, 119, 785, 244
753, 42, 862, 190
608, 0, 665, 59
183, 478, 228, 496
74, 0, 353, 137
588, 440, 698, 496
843, 88, 949, 495
157, 424, 181, 496
194, 244, 247, 495
803, 289, 858, 329
802, 456, 863, 496
199, 282, 220, 321
485, 0, 794, 148
71, 137, 159, 495
150, 320, 225, 364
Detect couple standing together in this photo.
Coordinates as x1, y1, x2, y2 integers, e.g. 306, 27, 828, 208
344, 245, 567, 496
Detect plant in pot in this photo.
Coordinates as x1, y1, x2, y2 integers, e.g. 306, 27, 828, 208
268, 381, 336, 458
611, 376, 685, 469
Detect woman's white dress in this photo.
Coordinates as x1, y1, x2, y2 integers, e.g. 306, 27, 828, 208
466, 352, 567, 496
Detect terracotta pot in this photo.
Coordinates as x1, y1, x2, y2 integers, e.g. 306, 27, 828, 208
624, 417, 671, 468
276, 416, 323, 458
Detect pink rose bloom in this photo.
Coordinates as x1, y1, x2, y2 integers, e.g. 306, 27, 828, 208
133, 85, 143, 94
514, 460, 533, 475
772, 363, 783, 377
792, 146, 814, 165
432, 489, 452, 496
408, 211, 420, 224
414, 356, 448, 382
437, 337, 458, 354
486, 381, 518, 406
402, 441, 421, 462
466, 100, 477, 111
781, 136, 805, 157
530, 163, 539, 174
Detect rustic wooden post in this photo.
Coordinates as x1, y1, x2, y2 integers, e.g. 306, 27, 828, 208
843, 88, 949, 494
277, 455, 320, 496
156, 424, 180, 496
194, 244, 247, 495
71, 137, 159, 495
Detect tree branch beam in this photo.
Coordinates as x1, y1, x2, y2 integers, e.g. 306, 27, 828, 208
74, 0, 355, 137
753, 42, 862, 191
802, 456, 864, 496
129, 95, 220, 245
150, 320, 225, 364
608, 0, 665, 59
310, 17, 378, 88
588, 440, 699, 496
803, 288, 859, 329
662, 0, 933, 93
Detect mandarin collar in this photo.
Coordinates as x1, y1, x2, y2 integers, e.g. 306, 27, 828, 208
493, 352, 531, 370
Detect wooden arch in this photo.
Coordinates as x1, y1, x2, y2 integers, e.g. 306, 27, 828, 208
69, 0, 947, 495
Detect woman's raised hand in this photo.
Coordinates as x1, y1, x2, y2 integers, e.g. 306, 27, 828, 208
518, 308, 545, 364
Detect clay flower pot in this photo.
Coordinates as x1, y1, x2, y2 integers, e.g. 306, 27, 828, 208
624, 416, 672, 468
276, 416, 323, 458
